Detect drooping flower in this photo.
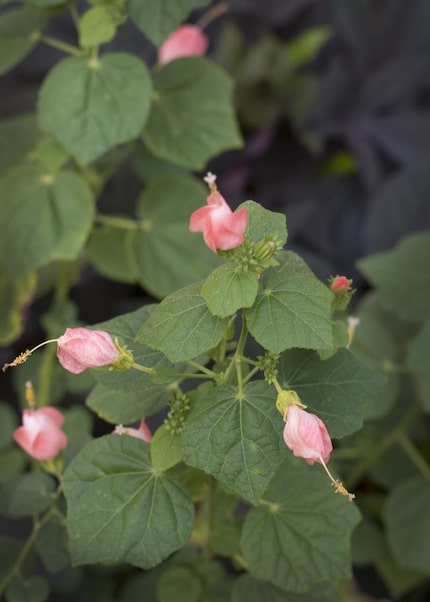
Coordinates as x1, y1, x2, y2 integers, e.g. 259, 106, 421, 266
13, 407, 67, 461
189, 172, 248, 252
113, 419, 152, 443
158, 24, 209, 65
57, 328, 121, 374
283, 403, 332, 466
330, 275, 351, 292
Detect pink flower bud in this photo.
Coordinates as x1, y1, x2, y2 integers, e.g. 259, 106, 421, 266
13, 407, 67, 461
158, 25, 209, 65
331, 276, 350, 292
189, 191, 248, 252
57, 328, 120, 374
283, 404, 332, 466
113, 419, 152, 443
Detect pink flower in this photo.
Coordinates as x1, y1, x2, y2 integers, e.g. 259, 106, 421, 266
13, 407, 67, 461
189, 190, 248, 252
283, 404, 332, 466
57, 328, 120, 374
158, 25, 209, 65
331, 276, 350, 292
113, 419, 152, 443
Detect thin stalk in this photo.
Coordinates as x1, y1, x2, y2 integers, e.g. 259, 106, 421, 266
187, 360, 218, 379
397, 433, 430, 478
131, 362, 154, 375
346, 406, 420, 489
95, 214, 138, 230
223, 315, 248, 385
38, 34, 83, 56
241, 365, 260, 386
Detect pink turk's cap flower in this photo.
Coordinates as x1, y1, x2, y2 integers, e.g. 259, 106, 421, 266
283, 404, 332, 466
158, 25, 209, 65
189, 181, 248, 253
13, 407, 67, 461
331, 276, 350, 292
113, 419, 152, 443
57, 328, 120, 374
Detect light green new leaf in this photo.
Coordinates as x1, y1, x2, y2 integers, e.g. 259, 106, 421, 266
407, 319, 430, 411
38, 53, 152, 165
135, 281, 229, 362
0, 8, 48, 75
241, 457, 361, 593
79, 6, 118, 48
0, 114, 41, 177
201, 263, 259, 317
358, 232, 430, 322
86, 382, 168, 424
242, 200, 287, 247
0, 165, 94, 276
279, 348, 385, 438
245, 251, 333, 353
144, 57, 242, 169
385, 476, 430, 575
62, 435, 194, 568
182, 381, 286, 504
0, 270, 36, 345
151, 424, 183, 473
127, 0, 209, 45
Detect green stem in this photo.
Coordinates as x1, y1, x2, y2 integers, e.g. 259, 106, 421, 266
397, 433, 430, 478
38, 34, 83, 56
241, 365, 260, 386
38, 263, 75, 407
346, 406, 420, 489
202, 475, 217, 561
69, 3, 80, 30
223, 315, 248, 385
131, 362, 153, 375
96, 214, 138, 230
175, 372, 213, 380
0, 486, 62, 596
382, 360, 416, 375
187, 360, 218, 379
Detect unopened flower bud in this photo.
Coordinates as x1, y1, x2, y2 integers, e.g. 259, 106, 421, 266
57, 328, 121, 374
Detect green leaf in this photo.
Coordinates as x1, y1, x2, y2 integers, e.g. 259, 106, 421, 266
0, 270, 36, 345
0, 114, 41, 177
86, 382, 168, 424
79, 6, 117, 48
0, 402, 18, 448
385, 476, 430, 575
0, 473, 56, 518
136, 281, 229, 363
357, 232, 430, 322
92, 305, 177, 392
144, 57, 242, 169
0, 8, 47, 76
132, 143, 185, 182
133, 175, 222, 297
245, 251, 333, 354
201, 263, 259, 317
351, 517, 384, 567
241, 457, 361, 593
87, 226, 139, 284
38, 53, 152, 165
35, 516, 71, 574
127, 0, 209, 45
0, 448, 27, 483
157, 566, 202, 602
242, 200, 288, 247
350, 293, 402, 419
232, 575, 338, 602
407, 319, 430, 411
286, 26, 332, 67
182, 381, 286, 504
32, 136, 70, 172
62, 435, 194, 568
279, 348, 385, 438
6, 576, 50, 602
0, 165, 94, 275
151, 424, 183, 472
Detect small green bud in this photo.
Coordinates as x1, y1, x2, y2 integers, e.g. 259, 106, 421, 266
111, 339, 134, 370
